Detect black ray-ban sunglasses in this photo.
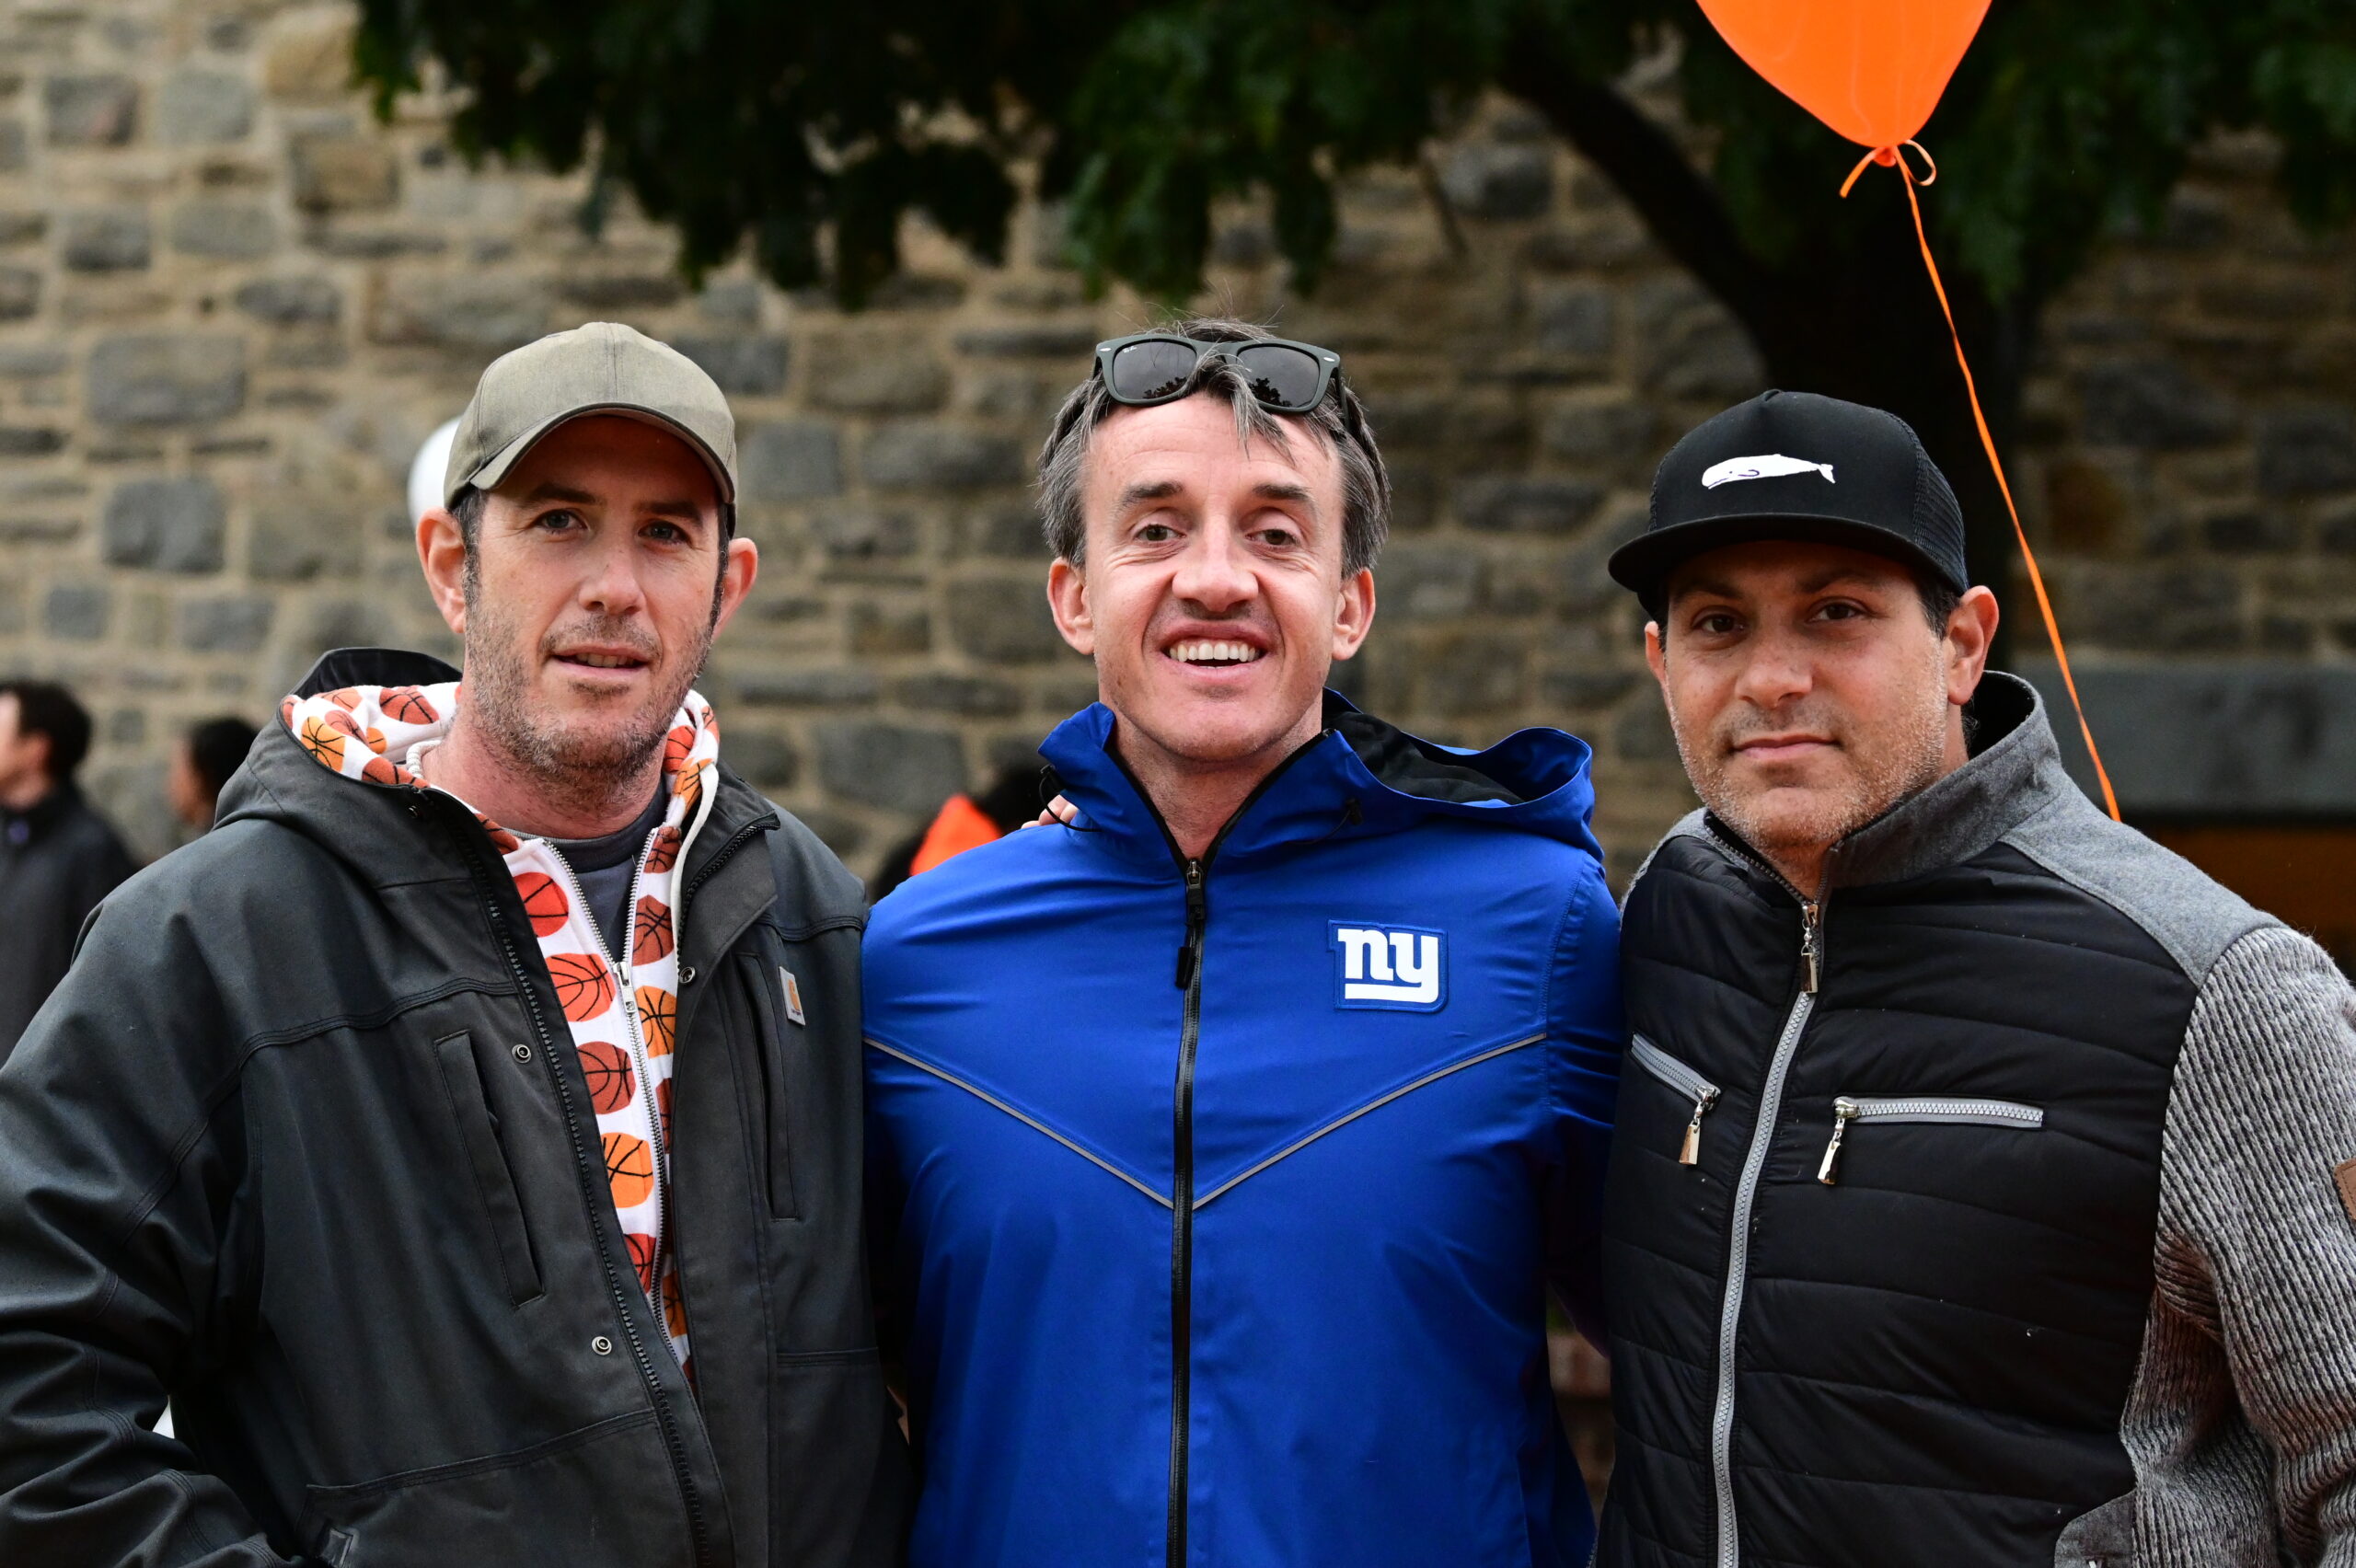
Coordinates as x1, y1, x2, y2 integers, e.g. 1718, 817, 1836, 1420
1094, 332, 1344, 415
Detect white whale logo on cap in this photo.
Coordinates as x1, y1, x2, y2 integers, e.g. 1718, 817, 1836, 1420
1702, 454, 1836, 489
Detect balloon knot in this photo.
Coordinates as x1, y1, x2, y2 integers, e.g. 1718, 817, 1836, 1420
1839, 140, 1938, 198
1873, 145, 1900, 167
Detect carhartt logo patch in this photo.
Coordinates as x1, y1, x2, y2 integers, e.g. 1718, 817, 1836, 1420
2334, 1158, 2356, 1229
1331, 922, 1446, 1012
1701, 454, 1835, 489
780, 967, 806, 1026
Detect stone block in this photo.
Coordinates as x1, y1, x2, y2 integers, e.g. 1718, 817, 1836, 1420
946, 578, 1066, 662
739, 421, 842, 502
1633, 302, 1764, 401
698, 279, 763, 326
1455, 476, 1604, 535
1418, 632, 1526, 715
675, 334, 789, 396
804, 332, 950, 413
45, 75, 138, 147
263, 18, 356, 103
813, 720, 966, 815
2023, 663, 2356, 815
2203, 510, 2299, 554
735, 667, 881, 707
1530, 282, 1614, 358
894, 674, 1022, 718
0, 267, 40, 321
0, 213, 45, 247
0, 582, 21, 635
248, 499, 358, 582
63, 207, 151, 271
103, 478, 227, 572
849, 604, 931, 655
43, 583, 110, 640
2074, 565, 2244, 652
558, 271, 686, 308
0, 427, 64, 456
1540, 395, 1656, 467
2077, 361, 2235, 448
368, 276, 549, 352
813, 504, 918, 559
2257, 406, 2356, 497
88, 335, 246, 426
953, 325, 1100, 359
180, 594, 274, 652
725, 730, 800, 790
0, 122, 24, 173
963, 505, 1046, 559
1378, 543, 1483, 620
157, 70, 254, 144
291, 134, 398, 213
1439, 144, 1553, 221
171, 201, 276, 259
1613, 698, 1681, 765
235, 275, 341, 325
862, 424, 1023, 490
0, 346, 64, 377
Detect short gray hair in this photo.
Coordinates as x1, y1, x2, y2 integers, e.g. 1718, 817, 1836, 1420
1036, 317, 1391, 575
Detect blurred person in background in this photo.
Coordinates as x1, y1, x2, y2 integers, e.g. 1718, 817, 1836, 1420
1597, 391, 2356, 1568
168, 715, 260, 832
0, 323, 907, 1566
0, 679, 135, 1057
862, 318, 1624, 1568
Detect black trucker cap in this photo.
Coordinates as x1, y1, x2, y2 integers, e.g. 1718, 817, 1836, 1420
1607, 389, 1968, 610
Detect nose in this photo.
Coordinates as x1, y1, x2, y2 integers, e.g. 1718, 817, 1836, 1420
1730, 622, 1814, 712
576, 529, 650, 619
1169, 514, 1256, 614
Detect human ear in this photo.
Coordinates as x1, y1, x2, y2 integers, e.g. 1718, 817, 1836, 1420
1046, 559, 1095, 657
417, 507, 470, 637
710, 536, 760, 636
1329, 568, 1376, 661
1944, 586, 2000, 706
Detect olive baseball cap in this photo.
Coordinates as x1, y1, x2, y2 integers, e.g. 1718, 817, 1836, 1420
441, 321, 737, 508
1607, 389, 1968, 609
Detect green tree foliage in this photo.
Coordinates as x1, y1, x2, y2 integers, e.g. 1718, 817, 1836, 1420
354, 0, 2356, 585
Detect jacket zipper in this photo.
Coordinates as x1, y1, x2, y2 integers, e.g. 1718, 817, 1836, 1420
1631, 1034, 1720, 1166
1699, 821, 1826, 1568
433, 792, 714, 1568
1111, 734, 1327, 1568
1818, 1095, 2044, 1186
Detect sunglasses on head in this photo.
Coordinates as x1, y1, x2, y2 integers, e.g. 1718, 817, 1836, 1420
1093, 332, 1344, 415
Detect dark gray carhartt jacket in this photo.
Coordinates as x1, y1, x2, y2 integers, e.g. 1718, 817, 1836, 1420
0, 650, 909, 1568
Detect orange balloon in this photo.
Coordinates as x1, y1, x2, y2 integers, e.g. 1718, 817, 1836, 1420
1693, 0, 1991, 150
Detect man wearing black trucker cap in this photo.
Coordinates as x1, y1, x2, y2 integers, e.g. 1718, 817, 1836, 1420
0, 322, 907, 1566
1596, 388, 2356, 1567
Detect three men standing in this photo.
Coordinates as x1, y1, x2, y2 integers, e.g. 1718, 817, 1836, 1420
0, 324, 906, 1565
861, 320, 1625, 1567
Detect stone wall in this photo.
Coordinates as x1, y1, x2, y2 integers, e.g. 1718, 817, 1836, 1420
0, 0, 2350, 882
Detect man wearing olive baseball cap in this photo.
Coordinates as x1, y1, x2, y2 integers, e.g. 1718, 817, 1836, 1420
1593, 390, 2356, 1567
0, 322, 909, 1566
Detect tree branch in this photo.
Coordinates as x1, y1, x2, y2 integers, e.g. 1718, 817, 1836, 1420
1493, 52, 1777, 329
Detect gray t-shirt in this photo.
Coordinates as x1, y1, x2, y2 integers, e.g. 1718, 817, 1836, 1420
546, 788, 667, 962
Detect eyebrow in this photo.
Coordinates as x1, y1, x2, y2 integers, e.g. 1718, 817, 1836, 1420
1251, 481, 1318, 515
519, 481, 597, 506
1115, 480, 1184, 512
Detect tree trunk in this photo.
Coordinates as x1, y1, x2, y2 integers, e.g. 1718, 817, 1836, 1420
1497, 63, 2042, 667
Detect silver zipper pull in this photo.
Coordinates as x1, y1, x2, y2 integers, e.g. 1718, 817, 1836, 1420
1679, 1088, 1720, 1166
1800, 901, 1823, 994
1819, 1096, 1858, 1185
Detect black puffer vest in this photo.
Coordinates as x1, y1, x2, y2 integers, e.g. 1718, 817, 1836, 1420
1598, 674, 2199, 1567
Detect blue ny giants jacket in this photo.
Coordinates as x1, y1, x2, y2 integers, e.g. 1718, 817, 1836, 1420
863, 696, 1624, 1568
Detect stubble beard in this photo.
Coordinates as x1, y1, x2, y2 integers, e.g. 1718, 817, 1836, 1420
461, 593, 714, 819
1669, 677, 1951, 881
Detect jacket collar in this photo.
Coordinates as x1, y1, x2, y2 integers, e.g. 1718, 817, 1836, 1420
1040, 690, 1601, 873
1815, 671, 2073, 889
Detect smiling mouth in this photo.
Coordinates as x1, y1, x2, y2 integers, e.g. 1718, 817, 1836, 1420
555, 651, 649, 671
1166, 639, 1266, 669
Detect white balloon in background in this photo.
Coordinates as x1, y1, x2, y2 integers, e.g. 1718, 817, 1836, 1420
407, 418, 461, 526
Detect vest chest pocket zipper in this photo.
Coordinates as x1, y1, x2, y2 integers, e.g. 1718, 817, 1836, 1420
1818, 1095, 2045, 1185
1632, 1035, 1721, 1167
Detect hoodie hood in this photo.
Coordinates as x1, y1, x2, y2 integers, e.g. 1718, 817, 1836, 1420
1039, 690, 1601, 870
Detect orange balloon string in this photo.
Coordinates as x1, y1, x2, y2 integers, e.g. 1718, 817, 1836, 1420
1842, 144, 2121, 821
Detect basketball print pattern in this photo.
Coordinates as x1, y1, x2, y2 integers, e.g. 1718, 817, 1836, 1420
281, 678, 722, 1374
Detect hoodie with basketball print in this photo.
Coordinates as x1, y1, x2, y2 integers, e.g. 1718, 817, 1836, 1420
0, 648, 908, 1567
280, 677, 713, 1372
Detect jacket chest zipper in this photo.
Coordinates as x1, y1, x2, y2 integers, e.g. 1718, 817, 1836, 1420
1707, 889, 1823, 1568
437, 797, 713, 1568
1168, 855, 1206, 1568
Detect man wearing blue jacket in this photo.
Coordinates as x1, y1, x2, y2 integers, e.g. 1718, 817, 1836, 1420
862, 318, 1625, 1568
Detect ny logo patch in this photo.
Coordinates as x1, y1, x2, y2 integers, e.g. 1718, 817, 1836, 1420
1330, 922, 1447, 1011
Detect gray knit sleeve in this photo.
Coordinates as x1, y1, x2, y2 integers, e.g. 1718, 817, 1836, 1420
2134, 926, 2356, 1565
